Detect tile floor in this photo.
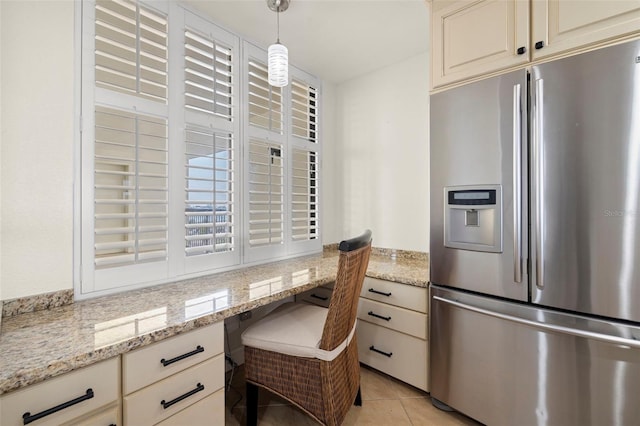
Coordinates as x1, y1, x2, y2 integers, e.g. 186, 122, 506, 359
224, 364, 482, 425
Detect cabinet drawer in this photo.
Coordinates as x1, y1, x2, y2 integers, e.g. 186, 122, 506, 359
123, 354, 224, 426
360, 277, 427, 313
0, 357, 119, 426
358, 298, 427, 339
296, 286, 333, 308
123, 322, 223, 394
357, 321, 428, 391
156, 389, 224, 426
61, 403, 119, 426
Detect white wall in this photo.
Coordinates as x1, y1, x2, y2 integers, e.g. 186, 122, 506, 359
0, 1, 75, 300
332, 53, 430, 251
0, 0, 4, 302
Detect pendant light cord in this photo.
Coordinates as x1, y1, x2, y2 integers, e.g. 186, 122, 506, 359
276, 0, 281, 43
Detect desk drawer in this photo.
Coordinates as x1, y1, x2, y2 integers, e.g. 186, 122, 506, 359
0, 358, 119, 426
157, 389, 224, 426
123, 354, 224, 426
358, 298, 427, 339
361, 278, 427, 313
61, 403, 119, 426
357, 321, 428, 391
123, 322, 223, 394
296, 286, 333, 308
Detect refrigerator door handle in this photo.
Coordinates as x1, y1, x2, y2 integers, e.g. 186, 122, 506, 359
513, 83, 523, 283
433, 295, 640, 349
533, 78, 545, 289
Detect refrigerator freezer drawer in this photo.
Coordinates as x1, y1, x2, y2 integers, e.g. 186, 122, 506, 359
430, 285, 640, 426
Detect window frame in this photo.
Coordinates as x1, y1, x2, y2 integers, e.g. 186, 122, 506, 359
77, 0, 322, 299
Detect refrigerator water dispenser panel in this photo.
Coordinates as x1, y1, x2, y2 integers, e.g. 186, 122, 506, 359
444, 185, 502, 253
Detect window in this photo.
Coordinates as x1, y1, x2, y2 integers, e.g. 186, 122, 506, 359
80, 1, 321, 298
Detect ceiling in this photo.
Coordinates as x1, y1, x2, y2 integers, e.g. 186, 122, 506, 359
183, 0, 430, 84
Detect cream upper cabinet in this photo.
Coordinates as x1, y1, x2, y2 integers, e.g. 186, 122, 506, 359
431, 0, 530, 88
430, 0, 640, 89
531, 0, 640, 60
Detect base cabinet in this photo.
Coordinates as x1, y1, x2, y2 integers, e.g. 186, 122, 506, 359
0, 323, 226, 426
356, 277, 429, 391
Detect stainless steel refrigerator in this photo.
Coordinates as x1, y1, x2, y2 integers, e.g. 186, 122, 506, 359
430, 39, 640, 425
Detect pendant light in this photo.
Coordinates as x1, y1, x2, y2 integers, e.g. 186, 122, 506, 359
267, 0, 289, 87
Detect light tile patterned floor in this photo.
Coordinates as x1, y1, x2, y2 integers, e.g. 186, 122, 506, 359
224, 364, 482, 425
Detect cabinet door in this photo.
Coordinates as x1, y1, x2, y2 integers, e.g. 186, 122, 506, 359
532, 0, 640, 60
431, 0, 529, 88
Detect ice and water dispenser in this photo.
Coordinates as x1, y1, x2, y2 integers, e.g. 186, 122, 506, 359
444, 185, 502, 253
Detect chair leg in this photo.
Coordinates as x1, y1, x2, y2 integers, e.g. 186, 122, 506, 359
246, 382, 259, 425
354, 385, 362, 406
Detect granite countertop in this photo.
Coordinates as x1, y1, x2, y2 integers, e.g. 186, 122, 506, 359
0, 251, 428, 396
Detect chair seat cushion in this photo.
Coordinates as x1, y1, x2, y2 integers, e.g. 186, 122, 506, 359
241, 302, 329, 359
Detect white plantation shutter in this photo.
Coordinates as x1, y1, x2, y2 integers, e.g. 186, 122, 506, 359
81, 7, 319, 297
184, 30, 233, 120
289, 72, 321, 252
248, 60, 283, 133
95, 0, 168, 102
94, 106, 168, 268
291, 149, 318, 242
291, 79, 318, 143
248, 139, 284, 247
182, 14, 240, 272
185, 127, 235, 256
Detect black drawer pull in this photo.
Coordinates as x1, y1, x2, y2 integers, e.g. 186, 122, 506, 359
369, 345, 393, 358
310, 293, 328, 301
22, 388, 94, 425
368, 311, 391, 321
161, 383, 205, 409
535, 40, 544, 50
161, 345, 204, 367
516, 46, 526, 55
368, 288, 392, 297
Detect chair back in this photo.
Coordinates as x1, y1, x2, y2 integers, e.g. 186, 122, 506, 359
319, 230, 372, 351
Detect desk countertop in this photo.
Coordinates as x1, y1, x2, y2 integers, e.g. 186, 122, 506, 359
0, 251, 428, 396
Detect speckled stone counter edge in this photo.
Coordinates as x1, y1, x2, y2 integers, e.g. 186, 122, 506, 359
1, 247, 427, 318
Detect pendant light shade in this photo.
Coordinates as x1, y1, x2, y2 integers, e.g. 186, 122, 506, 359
267, 0, 290, 87
268, 42, 288, 87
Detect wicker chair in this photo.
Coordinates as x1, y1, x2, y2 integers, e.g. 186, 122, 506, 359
240, 230, 372, 425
